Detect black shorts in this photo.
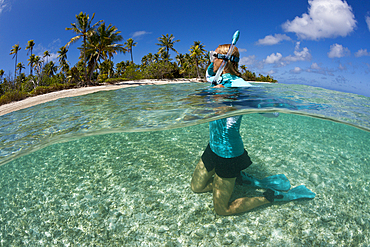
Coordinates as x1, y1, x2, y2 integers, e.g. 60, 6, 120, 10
201, 144, 252, 178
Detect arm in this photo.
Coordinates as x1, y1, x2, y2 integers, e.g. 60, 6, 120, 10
206, 63, 225, 87
206, 63, 216, 83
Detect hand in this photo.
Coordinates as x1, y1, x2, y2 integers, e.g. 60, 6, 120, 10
213, 84, 225, 88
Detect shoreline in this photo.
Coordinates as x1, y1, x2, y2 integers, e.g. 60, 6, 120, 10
0, 79, 203, 116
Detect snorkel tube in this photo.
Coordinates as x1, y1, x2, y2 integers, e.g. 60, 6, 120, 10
212, 30, 240, 86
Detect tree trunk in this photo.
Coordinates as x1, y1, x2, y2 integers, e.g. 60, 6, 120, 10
195, 60, 200, 78
88, 53, 100, 83
30, 48, 33, 75
14, 54, 17, 82
83, 35, 88, 86
131, 49, 133, 63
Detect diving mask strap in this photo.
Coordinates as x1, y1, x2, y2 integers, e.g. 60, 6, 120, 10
216, 54, 240, 63
210, 51, 240, 63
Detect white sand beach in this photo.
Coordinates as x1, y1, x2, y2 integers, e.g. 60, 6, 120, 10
0, 79, 203, 116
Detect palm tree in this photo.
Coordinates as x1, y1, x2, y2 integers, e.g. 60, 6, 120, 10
146, 53, 154, 64
30, 56, 41, 89
160, 52, 169, 61
153, 53, 160, 63
124, 38, 137, 63
28, 54, 36, 74
16, 62, 25, 90
240, 65, 247, 74
65, 12, 103, 85
85, 22, 125, 81
16, 62, 25, 75
44, 61, 58, 77
141, 55, 148, 66
99, 60, 114, 77
26, 40, 35, 75
33, 56, 42, 75
43, 50, 51, 65
176, 53, 185, 67
15, 62, 25, 90
189, 41, 206, 78
0, 69, 4, 83
10, 44, 21, 79
156, 34, 180, 61
57, 46, 69, 74
116, 61, 128, 77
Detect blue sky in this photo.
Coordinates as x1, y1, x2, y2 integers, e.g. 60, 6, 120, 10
0, 0, 369, 96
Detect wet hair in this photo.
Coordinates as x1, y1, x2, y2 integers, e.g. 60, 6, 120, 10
216, 44, 242, 77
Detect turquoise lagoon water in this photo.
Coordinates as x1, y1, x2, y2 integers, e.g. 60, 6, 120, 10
0, 83, 370, 246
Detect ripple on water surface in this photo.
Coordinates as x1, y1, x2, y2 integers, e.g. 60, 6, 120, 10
1, 83, 370, 166
1, 113, 370, 245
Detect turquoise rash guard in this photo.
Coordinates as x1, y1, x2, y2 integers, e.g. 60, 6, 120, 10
206, 63, 253, 88
209, 115, 245, 158
206, 63, 252, 158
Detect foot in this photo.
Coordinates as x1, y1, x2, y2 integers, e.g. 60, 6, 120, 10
263, 185, 316, 203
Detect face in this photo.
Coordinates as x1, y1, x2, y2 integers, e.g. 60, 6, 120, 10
213, 47, 224, 73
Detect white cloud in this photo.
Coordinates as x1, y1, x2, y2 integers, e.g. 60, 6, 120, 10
239, 55, 264, 69
238, 48, 247, 52
265, 53, 283, 64
241, 43, 311, 69
263, 42, 311, 66
256, 34, 291, 45
0, 0, 4, 13
284, 42, 311, 62
48, 53, 59, 63
308, 62, 335, 75
132, 31, 152, 38
355, 49, 370, 57
328, 43, 350, 58
33, 40, 62, 56
30, 40, 61, 65
240, 55, 256, 65
0, 0, 10, 14
366, 15, 370, 32
35, 52, 58, 63
290, 67, 303, 74
310, 63, 321, 70
338, 63, 347, 71
49, 39, 62, 50
282, 0, 356, 40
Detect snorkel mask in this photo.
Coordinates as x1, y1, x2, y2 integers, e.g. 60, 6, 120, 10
211, 30, 240, 86
209, 51, 240, 63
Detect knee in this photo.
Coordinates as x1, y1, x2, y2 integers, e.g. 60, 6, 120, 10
190, 181, 203, 193
214, 205, 230, 216
190, 174, 205, 193
213, 197, 231, 215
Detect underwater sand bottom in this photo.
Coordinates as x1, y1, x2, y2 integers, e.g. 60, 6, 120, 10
1, 114, 370, 246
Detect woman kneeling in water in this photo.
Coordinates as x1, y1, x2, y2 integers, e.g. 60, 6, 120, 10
190, 44, 315, 215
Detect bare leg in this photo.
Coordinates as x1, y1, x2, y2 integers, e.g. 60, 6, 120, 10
213, 174, 270, 215
191, 159, 215, 193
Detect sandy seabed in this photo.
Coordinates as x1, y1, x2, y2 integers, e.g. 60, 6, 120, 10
1, 114, 369, 246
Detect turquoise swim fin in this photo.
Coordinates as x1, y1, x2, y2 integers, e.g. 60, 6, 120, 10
238, 171, 291, 191
263, 185, 316, 203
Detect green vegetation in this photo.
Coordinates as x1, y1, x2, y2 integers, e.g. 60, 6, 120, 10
0, 12, 277, 106
240, 65, 277, 83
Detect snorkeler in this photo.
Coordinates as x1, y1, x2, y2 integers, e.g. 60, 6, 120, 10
190, 31, 315, 215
